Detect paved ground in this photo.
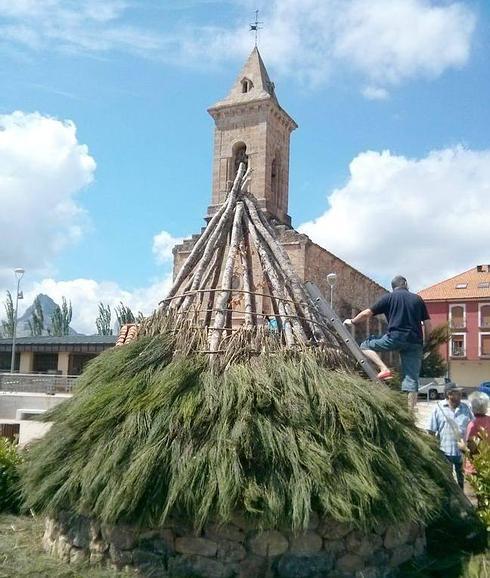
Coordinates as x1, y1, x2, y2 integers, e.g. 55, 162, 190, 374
415, 399, 438, 430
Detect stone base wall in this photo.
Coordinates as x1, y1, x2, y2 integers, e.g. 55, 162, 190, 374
43, 513, 425, 578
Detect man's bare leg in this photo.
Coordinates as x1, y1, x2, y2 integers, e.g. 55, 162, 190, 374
361, 348, 389, 373
407, 392, 417, 413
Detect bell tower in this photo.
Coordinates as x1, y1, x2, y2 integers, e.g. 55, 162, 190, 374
207, 48, 297, 225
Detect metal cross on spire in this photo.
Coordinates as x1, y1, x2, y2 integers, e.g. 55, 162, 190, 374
249, 9, 263, 47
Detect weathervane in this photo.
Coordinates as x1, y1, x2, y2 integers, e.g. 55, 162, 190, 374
249, 9, 263, 47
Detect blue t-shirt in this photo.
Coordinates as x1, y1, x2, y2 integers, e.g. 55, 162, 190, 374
370, 288, 430, 344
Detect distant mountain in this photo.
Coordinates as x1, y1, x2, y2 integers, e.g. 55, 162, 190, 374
17, 294, 78, 336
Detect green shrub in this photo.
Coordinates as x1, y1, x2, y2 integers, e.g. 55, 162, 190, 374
0, 437, 23, 513
467, 436, 490, 530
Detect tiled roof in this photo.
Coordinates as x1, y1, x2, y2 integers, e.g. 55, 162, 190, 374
115, 324, 139, 346
418, 265, 490, 301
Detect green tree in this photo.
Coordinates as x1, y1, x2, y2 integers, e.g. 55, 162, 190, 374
115, 302, 135, 328
1, 291, 15, 338
28, 296, 44, 336
421, 323, 449, 378
96, 303, 112, 336
51, 297, 72, 337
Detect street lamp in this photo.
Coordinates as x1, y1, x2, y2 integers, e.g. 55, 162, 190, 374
10, 268, 25, 374
326, 272, 337, 309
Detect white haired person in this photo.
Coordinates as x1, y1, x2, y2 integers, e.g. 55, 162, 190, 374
464, 391, 490, 477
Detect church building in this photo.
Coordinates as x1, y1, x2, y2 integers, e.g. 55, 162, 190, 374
174, 48, 387, 339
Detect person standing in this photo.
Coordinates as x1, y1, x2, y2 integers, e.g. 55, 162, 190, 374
464, 391, 490, 477
428, 384, 473, 489
344, 275, 432, 410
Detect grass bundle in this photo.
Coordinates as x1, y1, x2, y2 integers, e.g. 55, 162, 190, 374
22, 329, 454, 533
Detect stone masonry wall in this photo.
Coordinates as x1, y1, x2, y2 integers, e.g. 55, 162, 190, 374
43, 512, 425, 578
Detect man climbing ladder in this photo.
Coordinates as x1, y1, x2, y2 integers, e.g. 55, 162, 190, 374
344, 275, 432, 410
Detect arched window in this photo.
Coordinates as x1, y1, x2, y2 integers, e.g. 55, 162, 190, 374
450, 305, 465, 329
241, 78, 253, 93
480, 304, 490, 328
232, 142, 248, 177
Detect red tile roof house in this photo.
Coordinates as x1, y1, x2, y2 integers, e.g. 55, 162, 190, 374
418, 265, 490, 388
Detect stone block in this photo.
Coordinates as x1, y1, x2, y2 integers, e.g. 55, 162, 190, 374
206, 523, 245, 543
389, 544, 414, 568
89, 551, 107, 565
109, 543, 133, 567
102, 524, 137, 550
55, 536, 72, 563
383, 524, 411, 550
346, 531, 382, 558
275, 553, 334, 578
132, 549, 166, 573
138, 529, 175, 556
175, 536, 218, 557
288, 532, 323, 554
234, 555, 268, 578
44, 517, 59, 542
319, 519, 353, 540
336, 553, 364, 574
168, 554, 230, 578
322, 538, 345, 556
248, 530, 289, 557
90, 538, 109, 554
67, 515, 90, 550
70, 547, 88, 564
90, 520, 101, 542
217, 539, 247, 563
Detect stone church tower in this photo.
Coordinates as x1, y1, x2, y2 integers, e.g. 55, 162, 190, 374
207, 47, 296, 226
173, 48, 387, 330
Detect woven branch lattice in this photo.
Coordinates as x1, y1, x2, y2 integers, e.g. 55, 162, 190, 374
140, 163, 344, 355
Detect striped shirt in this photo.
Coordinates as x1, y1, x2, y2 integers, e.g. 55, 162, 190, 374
428, 401, 473, 457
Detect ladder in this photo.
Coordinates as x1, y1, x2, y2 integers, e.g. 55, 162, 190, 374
305, 281, 381, 383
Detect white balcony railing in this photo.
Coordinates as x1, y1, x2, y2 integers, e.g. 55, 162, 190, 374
0, 373, 77, 394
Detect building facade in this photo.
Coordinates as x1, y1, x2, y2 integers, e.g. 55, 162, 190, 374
174, 48, 387, 336
419, 265, 490, 387
0, 335, 117, 376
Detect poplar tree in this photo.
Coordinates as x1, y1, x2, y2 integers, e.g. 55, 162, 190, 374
1, 291, 15, 338
96, 303, 112, 336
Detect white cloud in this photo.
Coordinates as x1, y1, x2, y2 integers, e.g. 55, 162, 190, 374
334, 0, 475, 86
192, 0, 476, 92
0, 0, 166, 55
361, 86, 389, 101
0, 0, 476, 94
20, 274, 173, 335
298, 146, 490, 290
152, 230, 184, 264
0, 111, 95, 288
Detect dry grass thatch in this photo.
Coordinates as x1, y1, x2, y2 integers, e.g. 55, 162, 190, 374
22, 326, 455, 533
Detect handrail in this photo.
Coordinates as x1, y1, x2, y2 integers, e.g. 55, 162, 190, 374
0, 373, 77, 394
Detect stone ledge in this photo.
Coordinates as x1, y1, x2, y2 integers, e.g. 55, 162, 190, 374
43, 513, 425, 578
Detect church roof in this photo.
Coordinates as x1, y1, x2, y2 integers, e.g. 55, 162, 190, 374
211, 48, 275, 109
209, 47, 297, 129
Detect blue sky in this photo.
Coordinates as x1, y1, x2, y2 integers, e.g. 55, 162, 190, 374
0, 0, 489, 333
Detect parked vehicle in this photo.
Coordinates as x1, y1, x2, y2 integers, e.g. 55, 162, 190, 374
478, 381, 490, 397
418, 377, 453, 400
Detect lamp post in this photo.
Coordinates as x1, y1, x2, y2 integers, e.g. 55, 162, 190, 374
10, 268, 25, 374
326, 272, 337, 309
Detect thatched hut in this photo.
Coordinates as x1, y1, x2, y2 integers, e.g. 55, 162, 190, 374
22, 160, 458, 578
